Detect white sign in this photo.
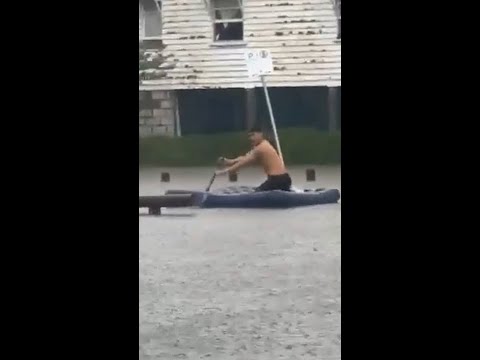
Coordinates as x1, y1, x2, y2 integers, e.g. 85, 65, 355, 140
244, 49, 273, 78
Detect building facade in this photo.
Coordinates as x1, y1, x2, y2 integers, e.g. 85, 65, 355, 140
139, 0, 341, 137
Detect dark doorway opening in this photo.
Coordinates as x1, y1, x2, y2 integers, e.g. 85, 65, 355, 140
254, 86, 331, 131
177, 86, 340, 135
177, 89, 245, 135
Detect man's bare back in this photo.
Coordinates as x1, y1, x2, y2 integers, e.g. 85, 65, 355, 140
252, 140, 286, 176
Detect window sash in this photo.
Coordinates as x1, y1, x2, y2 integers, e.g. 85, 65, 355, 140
210, 0, 243, 21
208, 0, 243, 7
139, 0, 162, 39
213, 18, 243, 24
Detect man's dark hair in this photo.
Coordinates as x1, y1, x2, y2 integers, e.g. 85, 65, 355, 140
248, 126, 263, 133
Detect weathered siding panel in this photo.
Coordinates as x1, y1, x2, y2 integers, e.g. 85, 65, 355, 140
139, 3, 145, 38
140, 0, 340, 90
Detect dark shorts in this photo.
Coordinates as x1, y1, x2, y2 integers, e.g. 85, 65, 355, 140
255, 173, 292, 192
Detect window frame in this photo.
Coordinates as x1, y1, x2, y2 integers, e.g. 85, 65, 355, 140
139, 0, 163, 41
209, 0, 244, 43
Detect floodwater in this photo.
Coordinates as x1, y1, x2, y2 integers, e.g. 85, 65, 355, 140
139, 166, 341, 360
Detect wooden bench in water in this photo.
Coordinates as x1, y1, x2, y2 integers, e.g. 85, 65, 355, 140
139, 194, 193, 215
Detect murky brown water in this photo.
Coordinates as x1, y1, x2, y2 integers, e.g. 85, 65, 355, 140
139, 166, 341, 359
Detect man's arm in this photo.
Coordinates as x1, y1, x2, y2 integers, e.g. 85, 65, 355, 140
219, 149, 254, 166
219, 156, 244, 166
224, 150, 257, 174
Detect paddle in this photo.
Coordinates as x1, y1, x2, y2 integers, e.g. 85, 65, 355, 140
205, 172, 217, 192
205, 157, 228, 192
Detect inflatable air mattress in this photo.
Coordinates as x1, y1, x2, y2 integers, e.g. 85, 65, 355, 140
166, 186, 340, 209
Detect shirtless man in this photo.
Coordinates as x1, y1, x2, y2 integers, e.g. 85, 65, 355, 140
215, 127, 292, 191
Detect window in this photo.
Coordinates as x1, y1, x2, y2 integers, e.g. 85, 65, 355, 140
139, 0, 162, 40
211, 0, 243, 42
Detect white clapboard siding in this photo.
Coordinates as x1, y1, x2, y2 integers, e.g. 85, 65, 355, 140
163, 42, 340, 51
166, 2, 335, 12
139, 0, 341, 90
141, 75, 341, 88
168, 61, 340, 70
163, 12, 336, 22
163, 51, 341, 61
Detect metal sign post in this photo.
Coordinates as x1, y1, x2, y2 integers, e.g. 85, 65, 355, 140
244, 49, 284, 164
260, 75, 283, 163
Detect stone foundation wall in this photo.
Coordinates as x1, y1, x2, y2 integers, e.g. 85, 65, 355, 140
139, 90, 176, 137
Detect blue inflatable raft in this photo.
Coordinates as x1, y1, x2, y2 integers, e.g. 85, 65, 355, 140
166, 186, 340, 209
